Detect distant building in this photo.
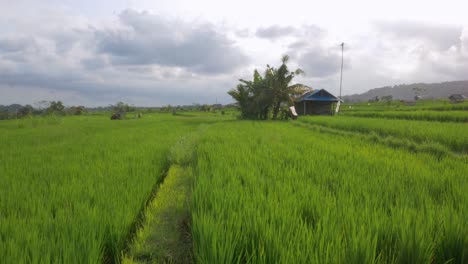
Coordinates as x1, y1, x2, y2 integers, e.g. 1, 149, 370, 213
294, 89, 340, 115
448, 94, 466, 103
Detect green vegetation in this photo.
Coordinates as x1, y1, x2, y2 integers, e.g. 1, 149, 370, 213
124, 132, 201, 263
299, 116, 467, 153
123, 165, 193, 264
228, 55, 304, 120
341, 110, 468, 122
341, 100, 468, 112
1, 103, 467, 263
192, 121, 468, 263
0, 115, 216, 263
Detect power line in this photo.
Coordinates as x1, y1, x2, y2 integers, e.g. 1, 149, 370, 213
339, 42, 344, 100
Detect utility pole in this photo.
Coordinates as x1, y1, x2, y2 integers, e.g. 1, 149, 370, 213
339, 42, 344, 100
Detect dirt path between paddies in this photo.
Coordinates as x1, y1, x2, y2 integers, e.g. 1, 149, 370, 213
123, 165, 193, 263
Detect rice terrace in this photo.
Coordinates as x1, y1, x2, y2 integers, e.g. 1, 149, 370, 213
1, 1, 468, 263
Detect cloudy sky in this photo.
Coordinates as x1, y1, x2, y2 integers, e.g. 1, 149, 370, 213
0, 0, 467, 106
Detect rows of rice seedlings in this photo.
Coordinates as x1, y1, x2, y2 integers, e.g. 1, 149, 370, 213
341, 101, 468, 112
406, 100, 468, 111
299, 116, 468, 153
191, 121, 468, 263
0, 115, 209, 263
341, 110, 468, 122
294, 122, 458, 159
15, 114, 64, 128
420, 103, 468, 111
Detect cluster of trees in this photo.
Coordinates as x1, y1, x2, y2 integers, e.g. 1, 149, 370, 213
368, 95, 393, 103
228, 55, 305, 120
0, 101, 85, 120
112, 101, 136, 113
110, 102, 137, 120
157, 104, 226, 113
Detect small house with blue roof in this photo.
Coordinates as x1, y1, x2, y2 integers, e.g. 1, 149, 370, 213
294, 89, 340, 115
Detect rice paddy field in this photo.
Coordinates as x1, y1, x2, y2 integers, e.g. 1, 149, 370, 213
0, 114, 222, 263
298, 116, 467, 153
341, 110, 468, 122
1, 102, 467, 263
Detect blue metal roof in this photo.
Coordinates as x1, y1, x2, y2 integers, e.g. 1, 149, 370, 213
296, 89, 339, 102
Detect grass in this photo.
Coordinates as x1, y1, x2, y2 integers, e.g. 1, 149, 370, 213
123, 165, 193, 264
341, 110, 468, 122
0, 114, 219, 263
1, 109, 466, 263
341, 100, 468, 112
294, 122, 459, 159
191, 121, 468, 263
299, 115, 468, 153
123, 131, 203, 263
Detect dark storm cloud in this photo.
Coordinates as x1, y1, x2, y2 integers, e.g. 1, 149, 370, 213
255, 25, 296, 39
375, 21, 462, 50
95, 9, 248, 74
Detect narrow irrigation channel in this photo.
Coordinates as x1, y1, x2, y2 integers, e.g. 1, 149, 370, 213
122, 164, 193, 263
118, 133, 201, 264
101, 161, 172, 264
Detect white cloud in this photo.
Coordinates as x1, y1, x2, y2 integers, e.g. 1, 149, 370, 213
95, 9, 248, 74
0, 1, 467, 106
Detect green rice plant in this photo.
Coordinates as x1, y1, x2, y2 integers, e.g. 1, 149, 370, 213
0, 115, 215, 263
191, 121, 468, 263
13, 114, 64, 129
123, 165, 193, 263
341, 110, 468, 122
44, 113, 63, 125
294, 122, 458, 159
341, 100, 468, 112
299, 116, 468, 153
2, 111, 466, 263
422, 103, 468, 111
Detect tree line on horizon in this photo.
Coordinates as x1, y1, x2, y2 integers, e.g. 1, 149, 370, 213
0, 101, 86, 120
0, 100, 236, 120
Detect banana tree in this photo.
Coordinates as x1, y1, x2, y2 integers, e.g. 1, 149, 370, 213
268, 55, 304, 120
228, 70, 272, 119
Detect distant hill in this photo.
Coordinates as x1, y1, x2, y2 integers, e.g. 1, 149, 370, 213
342, 80, 468, 102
